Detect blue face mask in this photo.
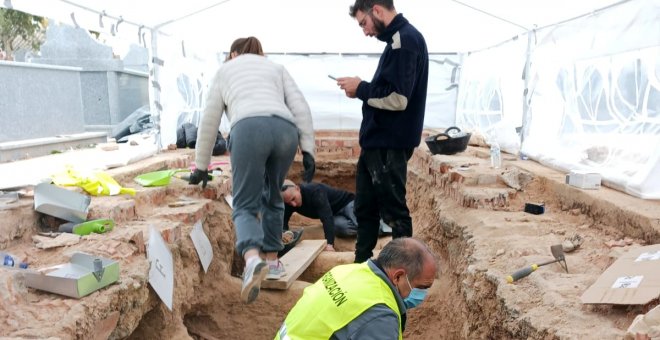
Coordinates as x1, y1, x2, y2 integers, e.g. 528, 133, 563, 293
403, 275, 428, 309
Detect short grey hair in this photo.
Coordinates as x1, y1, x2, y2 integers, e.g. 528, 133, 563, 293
377, 238, 435, 279
281, 179, 296, 192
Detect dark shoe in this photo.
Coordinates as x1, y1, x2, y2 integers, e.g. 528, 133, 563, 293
278, 229, 304, 257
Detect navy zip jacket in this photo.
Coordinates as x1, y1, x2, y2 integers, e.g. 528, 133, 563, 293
355, 14, 429, 150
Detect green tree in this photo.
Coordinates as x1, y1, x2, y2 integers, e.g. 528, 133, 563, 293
0, 8, 45, 59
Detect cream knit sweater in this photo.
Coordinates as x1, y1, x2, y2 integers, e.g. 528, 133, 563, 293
194, 54, 315, 170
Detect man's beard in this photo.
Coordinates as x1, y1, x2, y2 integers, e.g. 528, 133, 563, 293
371, 14, 386, 35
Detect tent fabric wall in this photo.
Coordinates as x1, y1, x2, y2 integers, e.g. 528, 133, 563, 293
453, 0, 659, 198
521, 0, 660, 199
156, 52, 460, 145
150, 32, 217, 150
1, 0, 624, 54
2, 0, 658, 198
270, 54, 460, 130
454, 37, 528, 153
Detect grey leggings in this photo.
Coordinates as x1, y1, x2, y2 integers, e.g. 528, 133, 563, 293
229, 116, 299, 256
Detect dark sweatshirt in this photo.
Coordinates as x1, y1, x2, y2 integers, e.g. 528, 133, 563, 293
283, 182, 354, 245
355, 14, 429, 150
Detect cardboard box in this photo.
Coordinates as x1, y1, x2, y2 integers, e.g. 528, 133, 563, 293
581, 244, 660, 305
24, 252, 119, 298
565, 170, 601, 189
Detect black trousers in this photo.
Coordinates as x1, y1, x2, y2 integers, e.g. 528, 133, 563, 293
354, 148, 413, 263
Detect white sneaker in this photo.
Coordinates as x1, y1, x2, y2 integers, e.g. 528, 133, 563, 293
241, 258, 268, 304
266, 260, 286, 280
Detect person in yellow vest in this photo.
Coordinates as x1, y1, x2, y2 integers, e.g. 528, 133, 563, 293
275, 237, 437, 339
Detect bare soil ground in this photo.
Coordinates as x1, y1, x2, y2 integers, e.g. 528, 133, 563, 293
1, 131, 659, 339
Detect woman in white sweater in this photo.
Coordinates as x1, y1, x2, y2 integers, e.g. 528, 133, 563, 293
190, 37, 315, 303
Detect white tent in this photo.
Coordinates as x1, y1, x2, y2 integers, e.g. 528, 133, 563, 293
0, 0, 630, 53
2, 0, 659, 198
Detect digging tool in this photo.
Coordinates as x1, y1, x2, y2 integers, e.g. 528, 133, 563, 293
506, 244, 568, 283
58, 219, 115, 236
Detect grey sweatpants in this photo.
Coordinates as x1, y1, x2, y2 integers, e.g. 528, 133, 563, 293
229, 116, 299, 256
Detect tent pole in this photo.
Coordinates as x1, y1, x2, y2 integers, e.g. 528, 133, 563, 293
148, 28, 162, 152
520, 31, 533, 151
449, 0, 528, 31
58, 0, 151, 30
154, 0, 233, 29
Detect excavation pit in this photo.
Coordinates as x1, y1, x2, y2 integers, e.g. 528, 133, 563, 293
1, 131, 659, 339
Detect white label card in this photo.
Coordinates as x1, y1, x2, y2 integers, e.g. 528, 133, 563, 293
635, 251, 660, 262
190, 220, 213, 273
224, 195, 233, 209
147, 227, 174, 311
611, 276, 643, 289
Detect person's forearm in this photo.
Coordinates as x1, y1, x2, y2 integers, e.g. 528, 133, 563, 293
320, 218, 336, 246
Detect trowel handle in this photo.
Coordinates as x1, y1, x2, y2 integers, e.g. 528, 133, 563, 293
506, 264, 539, 283
73, 219, 115, 236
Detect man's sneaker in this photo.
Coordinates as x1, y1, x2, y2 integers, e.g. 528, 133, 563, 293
241, 258, 268, 304
266, 260, 286, 280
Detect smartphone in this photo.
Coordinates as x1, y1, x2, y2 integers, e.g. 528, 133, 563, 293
328, 75, 338, 80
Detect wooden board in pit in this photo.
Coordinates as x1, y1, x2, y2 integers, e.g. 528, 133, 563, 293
262, 239, 326, 290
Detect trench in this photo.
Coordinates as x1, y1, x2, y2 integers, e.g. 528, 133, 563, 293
122, 145, 659, 339
2, 134, 657, 339
123, 157, 493, 340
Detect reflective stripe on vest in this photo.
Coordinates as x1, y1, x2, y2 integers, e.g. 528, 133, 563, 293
274, 263, 402, 340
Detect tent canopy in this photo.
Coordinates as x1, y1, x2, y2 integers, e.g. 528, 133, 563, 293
4, 0, 623, 53
2, 0, 658, 200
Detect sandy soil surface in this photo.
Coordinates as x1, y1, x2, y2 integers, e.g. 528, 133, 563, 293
0, 132, 659, 339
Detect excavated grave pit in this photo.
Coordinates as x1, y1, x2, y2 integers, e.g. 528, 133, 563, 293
1, 131, 659, 339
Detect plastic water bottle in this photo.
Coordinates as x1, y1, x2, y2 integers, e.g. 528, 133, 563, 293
1, 252, 28, 269
490, 142, 502, 168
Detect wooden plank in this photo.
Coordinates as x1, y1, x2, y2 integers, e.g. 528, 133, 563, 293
262, 239, 326, 290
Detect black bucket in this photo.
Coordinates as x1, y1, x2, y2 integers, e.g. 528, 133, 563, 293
425, 126, 471, 155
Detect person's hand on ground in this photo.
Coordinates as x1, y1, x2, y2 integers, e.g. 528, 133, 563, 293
188, 169, 209, 188
325, 244, 335, 252
302, 152, 315, 183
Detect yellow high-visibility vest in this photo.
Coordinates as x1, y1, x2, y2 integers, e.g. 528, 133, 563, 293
275, 263, 402, 340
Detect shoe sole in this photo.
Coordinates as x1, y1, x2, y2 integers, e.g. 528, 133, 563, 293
266, 271, 285, 280
241, 262, 268, 304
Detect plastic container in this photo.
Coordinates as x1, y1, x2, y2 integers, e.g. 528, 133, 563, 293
134, 170, 180, 187
1, 252, 28, 269
490, 142, 502, 168
425, 126, 472, 155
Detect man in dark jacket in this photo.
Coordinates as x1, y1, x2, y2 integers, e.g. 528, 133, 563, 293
281, 180, 391, 252
336, 0, 429, 263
